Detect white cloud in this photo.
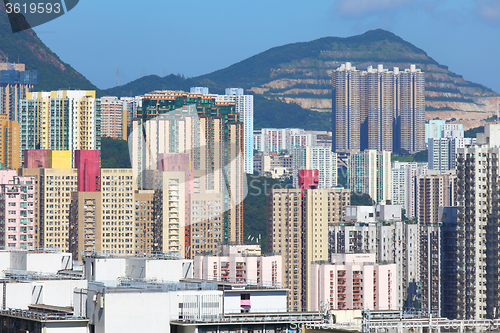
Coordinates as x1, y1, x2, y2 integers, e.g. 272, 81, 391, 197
477, 0, 500, 23
334, 0, 411, 17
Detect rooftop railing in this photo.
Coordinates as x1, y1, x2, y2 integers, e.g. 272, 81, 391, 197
0, 308, 87, 322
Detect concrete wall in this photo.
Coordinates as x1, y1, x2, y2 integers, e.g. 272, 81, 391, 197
85, 257, 193, 285
4, 280, 87, 309
223, 290, 287, 314
103, 292, 171, 333
0, 251, 72, 275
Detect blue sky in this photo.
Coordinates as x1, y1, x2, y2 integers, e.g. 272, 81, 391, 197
33, 0, 500, 93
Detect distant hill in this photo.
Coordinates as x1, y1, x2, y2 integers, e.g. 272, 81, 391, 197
0, 3, 96, 91
102, 29, 498, 130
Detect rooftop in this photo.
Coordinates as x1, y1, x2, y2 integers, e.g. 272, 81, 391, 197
85, 251, 182, 260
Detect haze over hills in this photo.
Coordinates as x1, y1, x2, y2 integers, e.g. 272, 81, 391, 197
0, 3, 96, 91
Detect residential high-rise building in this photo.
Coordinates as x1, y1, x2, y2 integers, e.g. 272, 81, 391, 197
0, 62, 37, 121
348, 149, 392, 204
74, 150, 100, 192
310, 253, 397, 311
0, 170, 35, 249
267, 188, 304, 311
396, 65, 425, 153
133, 190, 155, 254
415, 170, 456, 314
194, 251, 282, 286
449, 124, 500, 319
132, 91, 245, 248
100, 96, 126, 140
329, 205, 418, 310
332, 63, 361, 154
425, 119, 446, 145
292, 146, 337, 189
267, 188, 350, 311
332, 63, 425, 154
0, 114, 19, 169
120, 96, 141, 134
69, 168, 135, 259
39, 167, 78, 252
253, 128, 317, 154
19, 90, 101, 164
428, 128, 476, 172
217, 88, 254, 174
391, 161, 428, 218
363, 65, 394, 152
439, 206, 463, 319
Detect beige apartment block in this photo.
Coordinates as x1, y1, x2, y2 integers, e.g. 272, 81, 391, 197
39, 168, 78, 252
101, 96, 126, 140
69, 191, 102, 259
99, 169, 135, 255
134, 190, 154, 255
189, 192, 224, 258
267, 189, 304, 311
267, 187, 351, 311
151, 171, 186, 256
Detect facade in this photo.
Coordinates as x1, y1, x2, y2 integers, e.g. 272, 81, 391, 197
0, 113, 19, 169
39, 168, 78, 251
100, 96, 126, 140
425, 120, 463, 145
194, 254, 282, 286
332, 63, 361, 154
19, 90, 101, 164
310, 253, 397, 311
132, 92, 245, 249
397, 65, 425, 153
329, 205, 418, 310
391, 161, 428, 218
267, 189, 303, 311
428, 136, 476, 172
267, 188, 350, 311
348, 149, 391, 204
120, 96, 141, 133
253, 152, 293, 177
414, 170, 456, 315
0, 171, 35, 249
0, 63, 37, 121
363, 65, 394, 152
415, 170, 457, 227
253, 128, 317, 154
425, 119, 446, 145
452, 124, 500, 319
133, 190, 154, 254
217, 88, 254, 174
292, 146, 337, 189
332, 63, 425, 154
439, 206, 462, 319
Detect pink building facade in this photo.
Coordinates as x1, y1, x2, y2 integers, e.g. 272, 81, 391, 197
310, 253, 397, 311
0, 171, 36, 249
194, 254, 282, 287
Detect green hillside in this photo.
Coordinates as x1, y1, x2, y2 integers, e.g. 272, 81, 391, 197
0, 3, 96, 91
102, 29, 498, 127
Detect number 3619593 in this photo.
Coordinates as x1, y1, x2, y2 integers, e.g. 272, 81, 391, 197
5, 2, 61, 14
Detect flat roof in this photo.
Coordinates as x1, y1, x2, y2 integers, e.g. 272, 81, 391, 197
183, 278, 286, 291
28, 304, 73, 314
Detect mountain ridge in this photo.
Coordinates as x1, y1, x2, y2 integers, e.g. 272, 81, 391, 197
0, 3, 96, 91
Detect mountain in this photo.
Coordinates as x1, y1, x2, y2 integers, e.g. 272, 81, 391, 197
102, 29, 499, 130
0, 3, 96, 91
